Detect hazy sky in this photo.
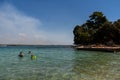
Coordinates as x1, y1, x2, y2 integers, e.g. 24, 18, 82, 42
0, 0, 120, 45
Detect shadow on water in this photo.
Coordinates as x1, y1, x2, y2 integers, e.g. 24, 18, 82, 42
72, 50, 120, 80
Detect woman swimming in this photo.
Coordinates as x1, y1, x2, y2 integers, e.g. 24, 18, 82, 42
18, 51, 24, 57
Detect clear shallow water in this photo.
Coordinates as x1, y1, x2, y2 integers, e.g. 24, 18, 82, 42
0, 45, 120, 80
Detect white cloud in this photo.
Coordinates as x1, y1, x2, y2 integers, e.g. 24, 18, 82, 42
18, 33, 27, 37
0, 3, 73, 45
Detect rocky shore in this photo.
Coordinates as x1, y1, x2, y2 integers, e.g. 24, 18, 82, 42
74, 45, 120, 52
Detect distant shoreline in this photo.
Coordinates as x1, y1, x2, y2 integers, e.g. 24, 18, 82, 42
0, 44, 72, 46
1, 44, 120, 52
0, 44, 73, 48
74, 45, 120, 52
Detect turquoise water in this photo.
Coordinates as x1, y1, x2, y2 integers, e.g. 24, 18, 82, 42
0, 45, 120, 80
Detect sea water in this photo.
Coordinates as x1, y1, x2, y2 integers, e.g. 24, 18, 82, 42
0, 45, 120, 80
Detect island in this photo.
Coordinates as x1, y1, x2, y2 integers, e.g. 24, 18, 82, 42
73, 11, 120, 52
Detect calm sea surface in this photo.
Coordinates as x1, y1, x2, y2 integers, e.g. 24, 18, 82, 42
0, 45, 120, 80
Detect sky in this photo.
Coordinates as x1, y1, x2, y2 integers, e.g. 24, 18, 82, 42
0, 0, 120, 45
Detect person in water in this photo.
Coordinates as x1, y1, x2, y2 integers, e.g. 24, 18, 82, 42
18, 51, 24, 57
31, 54, 36, 60
28, 51, 32, 54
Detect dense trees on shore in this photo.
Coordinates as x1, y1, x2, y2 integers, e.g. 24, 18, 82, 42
73, 11, 120, 45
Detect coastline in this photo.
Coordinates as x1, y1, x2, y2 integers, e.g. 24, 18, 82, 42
74, 45, 120, 52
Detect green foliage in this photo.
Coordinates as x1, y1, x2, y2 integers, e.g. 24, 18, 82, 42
73, 11, 120, 45
73, 25, 90, 44
86, 11, 108, 29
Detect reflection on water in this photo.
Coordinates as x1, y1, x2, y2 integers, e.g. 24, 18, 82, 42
0, 46, 120, 80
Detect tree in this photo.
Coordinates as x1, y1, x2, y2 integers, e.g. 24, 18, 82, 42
73, 25, 90, 45
73, 25, 81, 44
113, 20, 120, 43
86, 11, 108, 29
114, 19, 120, 29
73, 11, 120, 45
93, 22, 111, 44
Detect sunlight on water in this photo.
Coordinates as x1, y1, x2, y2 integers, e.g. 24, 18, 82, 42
0, 46, 120, 80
